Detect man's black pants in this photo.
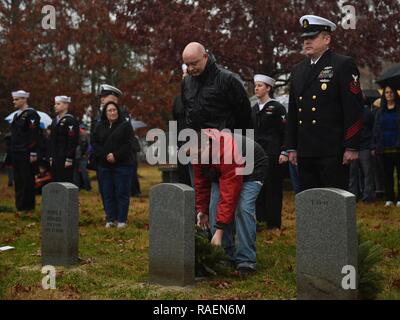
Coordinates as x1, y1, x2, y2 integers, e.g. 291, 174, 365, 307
12, 152, 36, 211
298, 155, 349, 192
256, 155, 283, 229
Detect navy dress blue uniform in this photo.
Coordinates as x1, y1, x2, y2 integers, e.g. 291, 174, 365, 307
252, 99, 287, 228
287, 48, 364, 191
50, 114, 79, 183
10, 108, 41, 211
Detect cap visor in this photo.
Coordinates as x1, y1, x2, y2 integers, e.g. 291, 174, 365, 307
100, 91, 119, 97
300, 31, 321, 38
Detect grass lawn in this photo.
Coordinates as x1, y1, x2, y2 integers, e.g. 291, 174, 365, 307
0, 164, 399, 300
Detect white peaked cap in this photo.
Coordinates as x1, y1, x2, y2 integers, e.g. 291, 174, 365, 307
299, 15, 337, 32
12, 90, 30, 98
100, 84, 123, 97
55, 96, 71, 103
254, 74, 276, 87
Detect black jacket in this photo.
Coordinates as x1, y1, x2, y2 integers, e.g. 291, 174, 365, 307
10, 108, 41, 155
252, 100, 287, 156
49, 114, 79, 163
91, 113, 135, 168
286, 49, 364, 157
172, 96, 187, 134
182, 53, 252, 131
131, 135, 141, 163
372, 106, 400, 153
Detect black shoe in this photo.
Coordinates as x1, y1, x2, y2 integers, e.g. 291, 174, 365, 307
237, 266, 255, 278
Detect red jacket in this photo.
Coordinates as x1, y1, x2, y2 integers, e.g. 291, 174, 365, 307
193, 129, 244, 228
35, 171, 53, 189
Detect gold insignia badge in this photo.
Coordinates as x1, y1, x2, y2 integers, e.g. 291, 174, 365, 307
303, 19, 309, 29
321, 83, 327, 91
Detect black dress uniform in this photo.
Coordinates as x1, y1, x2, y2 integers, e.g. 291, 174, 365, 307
287, 48, 364, 191
252, 99, 287, 228
10, 108, 41, 211
50, 114, 79, 183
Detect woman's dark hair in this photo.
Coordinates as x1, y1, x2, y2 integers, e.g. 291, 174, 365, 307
380, 85, 400, 111
268, 84, 275, 99
101, 101, 122, 122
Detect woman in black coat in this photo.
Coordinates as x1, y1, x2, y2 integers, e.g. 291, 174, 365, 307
252, 74, 288, 230
91, 102, 135, 228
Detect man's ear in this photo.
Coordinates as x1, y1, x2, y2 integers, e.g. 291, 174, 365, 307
324, 34, 332, 45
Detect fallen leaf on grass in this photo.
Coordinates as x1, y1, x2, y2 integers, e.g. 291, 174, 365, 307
60, 284, 81, 299
224, 295, 241, 300
254, 292, 263, 299
392, 279, 400, 288
211, 280, 231, 289
385, 248, 400, 258
13, 284, 33, 294
79, 257, 96, 265
262, 277, 276, 286
31, 249, 41, 257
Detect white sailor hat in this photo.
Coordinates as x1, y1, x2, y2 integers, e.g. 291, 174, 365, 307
99, 84, 123, 97
254, 74, 276, 87
12, 90, 30, 98
55, 96, 71, 103
299, 15, 336, 38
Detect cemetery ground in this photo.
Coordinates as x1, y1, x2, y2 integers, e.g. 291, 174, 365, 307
0, 165, 400, 300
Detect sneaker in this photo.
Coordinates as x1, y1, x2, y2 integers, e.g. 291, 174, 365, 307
385, 201, 394, 207
117, 222, 127, 229
396, 201, 400, 207
105, 222, 114, 228
237, 266, 256, 278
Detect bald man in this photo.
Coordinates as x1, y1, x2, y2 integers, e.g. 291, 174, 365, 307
181, 42, 252, 131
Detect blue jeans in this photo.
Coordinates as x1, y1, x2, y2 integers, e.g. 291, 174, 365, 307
209, 181, 263, 270
97, 165, 134, 223
289, 163, 300, 194
73, 158, 92, 191
348, 149, 375, 202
